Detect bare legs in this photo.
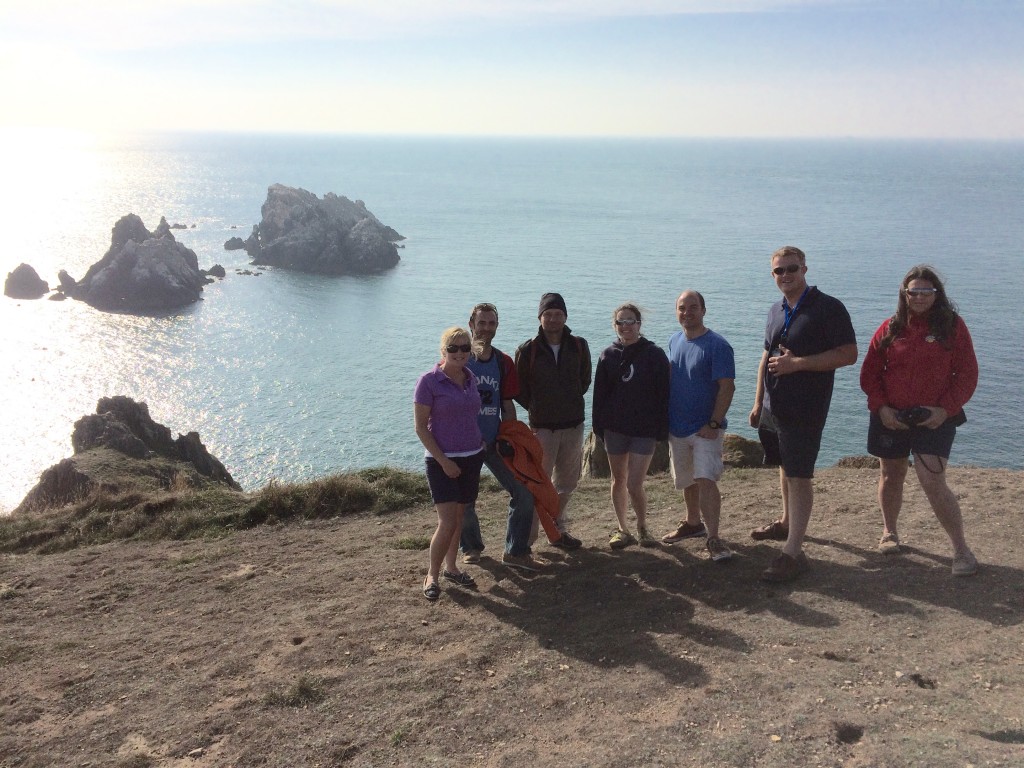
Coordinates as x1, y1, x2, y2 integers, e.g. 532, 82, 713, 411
879, 455, 972, 557
682, 484, 702, 528
878, 458, 908, 537
781, 474, 813, 557
777, 469, 791, 528
877, 454, 974, 563
427, 501, 466, 585
608, 451, 655, 531
682, 479, 723, 539
914, 457, 971, 555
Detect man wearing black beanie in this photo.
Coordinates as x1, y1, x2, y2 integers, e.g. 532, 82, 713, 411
514, 292, 590, 549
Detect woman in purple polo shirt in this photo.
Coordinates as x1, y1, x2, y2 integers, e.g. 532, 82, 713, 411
414, 327, 485, 600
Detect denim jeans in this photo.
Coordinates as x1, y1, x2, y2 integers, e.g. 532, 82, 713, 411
461, 443, 535, 556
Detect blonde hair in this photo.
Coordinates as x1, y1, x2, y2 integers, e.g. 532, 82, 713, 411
439, 326, 470, 357
771, 245, 806, 264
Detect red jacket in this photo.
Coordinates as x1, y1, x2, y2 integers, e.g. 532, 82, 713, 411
495, 420, 561, 544
860, 314, 978, 415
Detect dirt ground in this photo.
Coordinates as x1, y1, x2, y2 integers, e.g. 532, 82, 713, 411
2, 466, 1022, 768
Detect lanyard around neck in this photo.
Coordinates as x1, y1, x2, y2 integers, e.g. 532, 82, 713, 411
782, 286, 811, 339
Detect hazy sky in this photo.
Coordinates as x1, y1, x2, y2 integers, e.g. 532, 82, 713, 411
2, 0, 1022, 138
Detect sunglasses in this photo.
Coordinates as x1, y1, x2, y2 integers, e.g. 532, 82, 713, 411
445, 343, 472, 353
772, 264, 802, 276
904, 287, 938, 296
614, 318, 639, 326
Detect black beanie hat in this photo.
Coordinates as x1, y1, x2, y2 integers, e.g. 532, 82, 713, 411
538, 292, 567, 318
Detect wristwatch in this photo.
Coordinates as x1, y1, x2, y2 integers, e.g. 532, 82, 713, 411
708, 420, 720, 430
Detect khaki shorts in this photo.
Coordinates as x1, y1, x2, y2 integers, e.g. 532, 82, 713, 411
668, 432, 724, 490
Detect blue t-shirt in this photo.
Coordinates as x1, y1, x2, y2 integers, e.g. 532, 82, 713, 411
467, 353, 502, 444
667, 329, 735, 438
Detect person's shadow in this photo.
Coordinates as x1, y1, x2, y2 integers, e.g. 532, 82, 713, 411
467, 545, 752, 687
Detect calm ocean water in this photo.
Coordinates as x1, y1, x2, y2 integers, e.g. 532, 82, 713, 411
2, 134, 1022, 512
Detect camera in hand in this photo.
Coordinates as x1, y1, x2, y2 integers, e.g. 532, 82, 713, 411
895, 406, 930, 426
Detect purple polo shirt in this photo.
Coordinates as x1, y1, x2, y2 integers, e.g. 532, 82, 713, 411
414, 364, 483, 456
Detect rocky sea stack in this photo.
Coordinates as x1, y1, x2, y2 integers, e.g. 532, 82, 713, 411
16, 396, 240, 513
242, 184, 403, 274
4, 263, 49, 299
67, 214, 208, 313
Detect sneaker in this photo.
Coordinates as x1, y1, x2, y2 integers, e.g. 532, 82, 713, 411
462, 549, 482, 564
760, 551, 811, 582
502, 552, 547, 572
878, 532, 901, 555
706, 537, 733, 562
442, 569, 477, 587
751, 520, 789, 541
552, 532, 583, 550
609, 529, 637, 549
637, 526, 658, 548
661, 521, 707, 543
951, 551, 978, 577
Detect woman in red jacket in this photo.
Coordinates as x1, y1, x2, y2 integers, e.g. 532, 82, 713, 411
860, 265, 979, 575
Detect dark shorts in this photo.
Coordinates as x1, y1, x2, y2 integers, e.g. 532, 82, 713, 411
425, 452, 485, 505
867, 412, 957, 460
757, 426, 782, 467
603, 429, 656, 457
760, 409, 823, 479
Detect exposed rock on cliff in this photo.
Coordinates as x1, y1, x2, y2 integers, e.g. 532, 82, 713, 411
583, 432, 671, 479
582, 431, 765, 479
16, 396, 240, 513
244, 184, 403, 274
68, 214, 207, 313
4, 263, 49, 299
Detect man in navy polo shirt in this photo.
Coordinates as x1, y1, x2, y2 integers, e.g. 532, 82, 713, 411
748, 246, 858, 582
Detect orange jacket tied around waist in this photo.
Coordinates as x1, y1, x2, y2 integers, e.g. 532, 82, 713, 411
495, 420, 561, 544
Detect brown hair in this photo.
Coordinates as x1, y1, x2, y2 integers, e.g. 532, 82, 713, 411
469, 302, 498, 325
880, 265, 958, 350
611, 303, 642, 324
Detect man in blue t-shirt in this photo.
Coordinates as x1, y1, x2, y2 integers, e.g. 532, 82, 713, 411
748, 246, 858, 583
660, 290, 737, 563
460, 303, 546, 572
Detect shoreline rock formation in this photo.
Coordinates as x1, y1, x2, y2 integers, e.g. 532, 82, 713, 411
241, 184, 404, 274
16, 396, 240, 513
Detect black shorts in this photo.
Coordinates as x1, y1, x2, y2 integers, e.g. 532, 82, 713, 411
757, 426, 782, 467
867, 411, 957, 460
425, 452, 485, 505
759, 409, 823, 479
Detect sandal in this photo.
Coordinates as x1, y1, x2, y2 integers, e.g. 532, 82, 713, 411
878, 532, 901, 555
423, 578, 441, 601
750, 520, 789, 541
442, 569, 477, 587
